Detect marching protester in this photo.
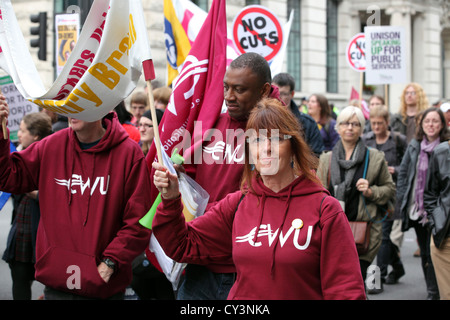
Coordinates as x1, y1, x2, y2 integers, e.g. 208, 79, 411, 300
160, 52, 284, 300
152, 98, 366, 300
130, 107, 174, 300
362, 105, 407, 293
152, 86, 172, 111
440, 102, 450, 128
363, 95, 386, 133
425, 140, 450, 300
391, 83, 429, 143
397, 107, 450, 300
0, 95, 152, 300
307, 93, 340, 151
2, 112, 52, 300
317, 106, 396, 288
272, 72, 324, 157
114, 101, 141, 144
138, 109, 163, 156
129, 90, 149, 127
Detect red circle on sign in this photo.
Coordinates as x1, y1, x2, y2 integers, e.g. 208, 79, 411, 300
346, 33, 366, 72
232, 6, 283, 61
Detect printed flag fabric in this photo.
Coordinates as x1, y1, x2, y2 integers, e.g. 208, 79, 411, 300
163, 1, 292, 84
147, 0, 227, 203
0, 0, 152, 122
145, 0, 227, 275
164, 0, 200, 86
164, 0, 239, 86
0, 141, 16, 211
269, 10, 293, 77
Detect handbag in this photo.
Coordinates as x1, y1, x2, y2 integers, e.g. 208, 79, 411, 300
349, 220, 372, 255
348, 148, 372, 255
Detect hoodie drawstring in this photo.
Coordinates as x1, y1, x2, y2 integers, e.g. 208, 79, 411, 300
253, 184, 295, 278
270, 184, 294, 278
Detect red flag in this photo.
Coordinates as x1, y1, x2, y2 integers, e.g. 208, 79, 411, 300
144, 0, 227, 272
146, 0, 227, 202
350, 86, 359, 101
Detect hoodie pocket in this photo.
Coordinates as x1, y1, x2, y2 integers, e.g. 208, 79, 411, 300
35, 246, 115, 299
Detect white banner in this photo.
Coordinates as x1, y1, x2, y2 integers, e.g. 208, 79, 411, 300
364, 26, 406, 85
0, 0, 152, 121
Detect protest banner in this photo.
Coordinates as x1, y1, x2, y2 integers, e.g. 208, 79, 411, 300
55, 13, 80, 76
0, 75, 39, 141
147, 0, 228, 206
364, 26, 406, 85
346, 33, 366, 72
232, 5, 283, 62
346, 33, 366, 107
0, 0, 152, 123
164, 0, 240, 86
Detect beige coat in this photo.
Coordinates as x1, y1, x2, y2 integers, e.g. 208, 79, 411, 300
317, 148, 396, 263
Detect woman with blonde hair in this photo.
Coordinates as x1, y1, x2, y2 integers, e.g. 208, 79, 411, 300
391, 83, 429, 143
317, 106, 396, 288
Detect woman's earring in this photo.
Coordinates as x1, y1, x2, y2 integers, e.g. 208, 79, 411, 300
290, 159, 294, 168
251, 164, 255, 171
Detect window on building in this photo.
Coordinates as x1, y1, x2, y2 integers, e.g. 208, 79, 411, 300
54, 0, 94, 27
326, 0, 338, 93
246, 0, 261, 5
191, 0, 209, 11
287, 0, 301, 91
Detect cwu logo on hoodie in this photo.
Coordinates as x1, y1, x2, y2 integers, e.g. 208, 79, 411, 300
55, 174, 110, 196
236, 223, 313, 251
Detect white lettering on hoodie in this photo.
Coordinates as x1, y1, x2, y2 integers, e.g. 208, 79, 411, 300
55, 174, 110, 196
235, 224, 313, 250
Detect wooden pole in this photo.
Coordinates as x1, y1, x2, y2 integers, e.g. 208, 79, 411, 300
1, 87, 7, 139
359, 72, 364, 108
146, 79, 167, 193
385, 84, 389, 110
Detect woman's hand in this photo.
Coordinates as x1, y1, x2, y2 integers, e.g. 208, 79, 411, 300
152, 162, 180, 200
0, 94, 9, 121
356, 178, 373, 198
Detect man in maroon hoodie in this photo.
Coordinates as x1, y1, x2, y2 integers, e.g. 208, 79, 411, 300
0, 96, 152, 300
176, 52, 280, 300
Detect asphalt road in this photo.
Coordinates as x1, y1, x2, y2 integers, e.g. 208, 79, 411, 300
0, 197, 429, 300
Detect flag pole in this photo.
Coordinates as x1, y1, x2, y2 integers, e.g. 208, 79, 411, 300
0, 88, 7, 140
143, 59, 167, 194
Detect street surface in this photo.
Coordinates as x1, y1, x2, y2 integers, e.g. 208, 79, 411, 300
0, 198, 428, 300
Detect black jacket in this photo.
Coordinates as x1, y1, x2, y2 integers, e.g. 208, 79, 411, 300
424, 141, 450, 248
289, 100, 324, 156
397, 139, 421, 230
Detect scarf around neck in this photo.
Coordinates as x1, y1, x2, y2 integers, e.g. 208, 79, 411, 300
415, 137, 440, 224
330, 138, 367, 201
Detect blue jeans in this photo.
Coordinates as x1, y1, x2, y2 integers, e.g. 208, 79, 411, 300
177, 264, 236, 300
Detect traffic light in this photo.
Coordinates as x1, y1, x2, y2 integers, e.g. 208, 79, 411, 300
30, 12, 47, 61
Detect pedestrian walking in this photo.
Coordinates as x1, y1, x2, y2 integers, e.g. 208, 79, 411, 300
152, 98, 366, 300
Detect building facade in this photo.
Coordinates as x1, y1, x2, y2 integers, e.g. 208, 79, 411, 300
3, 0, 450, 112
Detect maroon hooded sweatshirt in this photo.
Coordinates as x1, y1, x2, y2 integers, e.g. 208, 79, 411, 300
0, 113, 152, 299
153, 175, 366, 300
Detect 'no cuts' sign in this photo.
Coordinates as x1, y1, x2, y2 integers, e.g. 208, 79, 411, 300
232, 5, 283, 61
346, 33, 366, 72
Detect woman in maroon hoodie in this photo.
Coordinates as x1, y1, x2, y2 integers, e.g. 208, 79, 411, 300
152, 98, 366, 300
